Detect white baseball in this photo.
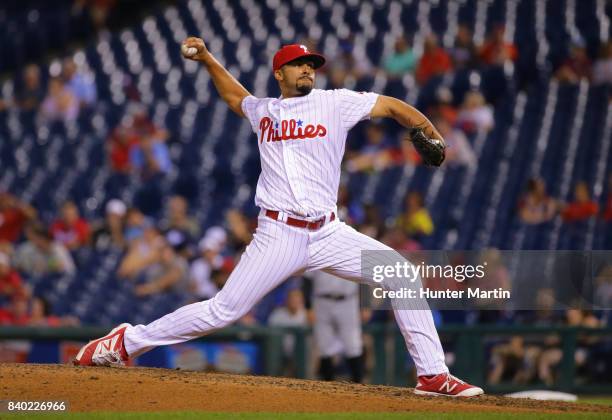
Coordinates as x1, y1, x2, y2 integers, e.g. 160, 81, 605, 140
182, 44, 198, 57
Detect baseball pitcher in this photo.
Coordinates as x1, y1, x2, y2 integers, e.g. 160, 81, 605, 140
75, 38, 482, 397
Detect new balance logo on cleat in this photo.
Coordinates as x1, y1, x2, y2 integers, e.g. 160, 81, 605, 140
95, 335, 119, 356
73, 323, 131, 367
414, 373, 484, 397
439, 381, 458, 393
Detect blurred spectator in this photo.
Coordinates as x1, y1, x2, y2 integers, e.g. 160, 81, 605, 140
0, 296, 30, 326
107, 116, 140, 173
518, 178, 558, 225
0, 252, 26, 303
108, 107, 170, 177
593, 41, 612, 85
210, 258, 234, 292
395, 192, 434, 239
346, 122, 393, 172
594, 262, 612, 308
269, 289, 308, 327
16, 64, 45, 111
352, 129, 425, 171
202, 226, 228, 253
237, 310, 259, 326
449, 25, 479, 69
15, 223, 75, 276
0, 192, 37, 243
488, 336, 539, 385
537, 309, 601, 386
337, 185, 365, 226
29, 296, 79, 326
268, 289, 308, 373
226, 209, 253, 252
0, 306, 8, 324
388, 131, 424, 167
164, 228, 192, 260
328, 35, 373, 88
456, 91, 494, 133
50, 201, 91, 251
479, 26, 518, 66
432, 117, 476, 169
0, 295, 78, 327
525, 288, 565, 326
117, 224, 164, 279
129, 133, 171, 179
72, 0, 117, 30
473, 249, 511, 318
134, 242, 189, 297
415, 34, 453, 86
358, 204, 384, 239
555, 41, 593, 83
133, 108, 167, 140
380, 227, 422, 251
40, 78, 79, 122
92, 199, 127, 250
382, 36, 417, 78
189, 230, 227, 300
196, 257, 234, 302
561, 181, 599, 223
159, 195, 200, 238
130, 116, 171, 216
124, 207, 149, 243
62, 57, 97, 107
427, 87, 458, 127
0, 241, 12, 257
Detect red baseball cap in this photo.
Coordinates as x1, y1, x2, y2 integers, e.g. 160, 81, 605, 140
273, 44, 326, 72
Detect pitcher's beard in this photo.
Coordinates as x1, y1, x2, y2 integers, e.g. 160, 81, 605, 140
296, 82, 313, 95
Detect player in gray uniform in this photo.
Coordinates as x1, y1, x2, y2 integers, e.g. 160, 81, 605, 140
310, 270, 364, 383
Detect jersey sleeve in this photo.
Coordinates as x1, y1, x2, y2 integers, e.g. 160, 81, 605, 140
240, 95, 261, 132
335, 89, 380, 130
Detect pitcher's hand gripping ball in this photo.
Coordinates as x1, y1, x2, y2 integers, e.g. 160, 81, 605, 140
181, 44, 198, 57
181, 37, 207, 60
410, 128, 446, 167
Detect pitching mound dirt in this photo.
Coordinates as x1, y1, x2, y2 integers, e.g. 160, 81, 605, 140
1, 364, 610, 413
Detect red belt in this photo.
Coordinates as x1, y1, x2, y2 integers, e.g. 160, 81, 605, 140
265, 210, 335, 231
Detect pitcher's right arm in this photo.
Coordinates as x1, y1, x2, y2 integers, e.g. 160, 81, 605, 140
181, 37, 251, 117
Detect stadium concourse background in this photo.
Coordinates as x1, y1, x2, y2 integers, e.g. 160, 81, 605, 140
1, 0, 612, 396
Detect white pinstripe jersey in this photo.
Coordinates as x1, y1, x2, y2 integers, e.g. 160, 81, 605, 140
241, 89, 379, 218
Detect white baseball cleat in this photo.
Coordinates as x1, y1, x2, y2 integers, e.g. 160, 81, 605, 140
73, 323, 131, 367
414, 373, 484, 397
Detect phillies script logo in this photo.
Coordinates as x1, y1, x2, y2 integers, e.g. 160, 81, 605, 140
259, 117, 327, 144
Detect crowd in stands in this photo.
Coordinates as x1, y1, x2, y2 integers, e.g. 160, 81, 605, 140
1, 57, 96, 120
518, 177, 611, 225
488, 308, 606, 386
0, 9, 611, 385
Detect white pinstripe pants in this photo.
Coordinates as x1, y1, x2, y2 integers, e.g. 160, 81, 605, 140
124, 214, 448, 376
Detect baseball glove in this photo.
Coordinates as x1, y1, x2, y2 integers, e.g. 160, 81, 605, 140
410, 127, 446, 167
